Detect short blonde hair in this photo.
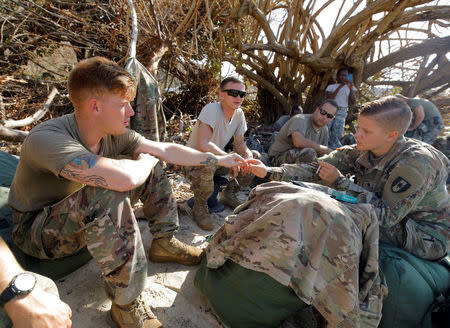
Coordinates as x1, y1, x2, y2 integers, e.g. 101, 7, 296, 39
360, 96, 412, 135
68, 57, 136, 110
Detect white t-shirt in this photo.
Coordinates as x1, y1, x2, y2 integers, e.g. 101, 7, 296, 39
186, 102, 247, 151
325, 84, 357, 108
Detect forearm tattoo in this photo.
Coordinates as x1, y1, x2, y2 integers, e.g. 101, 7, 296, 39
60, 154, 108, 187
200, 155, 218, 168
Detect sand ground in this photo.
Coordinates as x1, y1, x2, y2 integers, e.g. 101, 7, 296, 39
56, 183, 237, 328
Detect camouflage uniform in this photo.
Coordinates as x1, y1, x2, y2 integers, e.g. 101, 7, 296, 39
268, 137, 450, 260
11, 162, 178, 305
205, 181, 385, 328
270, 148, 318, 167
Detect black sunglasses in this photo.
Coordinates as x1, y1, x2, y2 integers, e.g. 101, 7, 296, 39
223, 89, 246, 98
319, 107, 335, 119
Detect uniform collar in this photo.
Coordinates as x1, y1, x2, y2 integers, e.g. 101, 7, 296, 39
356, 137, 407, 170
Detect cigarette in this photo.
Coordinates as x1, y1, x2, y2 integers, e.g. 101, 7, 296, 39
315, 165, 321, 175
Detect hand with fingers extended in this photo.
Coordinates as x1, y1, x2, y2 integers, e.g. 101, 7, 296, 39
217, 153, 246, 169
317, 161, 342, 185
246, 158, 269, 178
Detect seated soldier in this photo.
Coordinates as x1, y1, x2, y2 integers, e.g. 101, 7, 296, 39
395, 94, 445, 144
184, 76, 257, 231
0, 236, 72, 328
7, 57, 244, 328
271, 105, 302, 132
268, 99, 337, 166
249, 96, 449, 261
196, 96, 448, 328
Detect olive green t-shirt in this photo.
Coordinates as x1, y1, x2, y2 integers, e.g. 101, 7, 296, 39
407, 98, 442, 123
269, 114, 328, 157
8, 114, 144, 212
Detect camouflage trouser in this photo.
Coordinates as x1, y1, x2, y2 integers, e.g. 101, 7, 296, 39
378, 218, 448, 261
270, 148, 318, 166
405, 117, 445, 144
11, 162, 178, 305
184, 150, 260, 201
327, 107, 348, 150
0, 273, 59, 328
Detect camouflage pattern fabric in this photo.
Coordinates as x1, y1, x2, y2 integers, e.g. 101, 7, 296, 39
125, 58, 166, 141
184, 150, 260, 200
0, 273, 60, 328
11, 162, 178, 305
405, 119, 445, 145
270, 148, 318, 166
205, 181, 385, 328
268, 137, 450, 261
327, 107, 347, 150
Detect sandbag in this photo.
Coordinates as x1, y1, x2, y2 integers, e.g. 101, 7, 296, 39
379, 243, 450, 328
195, 258, 308, 328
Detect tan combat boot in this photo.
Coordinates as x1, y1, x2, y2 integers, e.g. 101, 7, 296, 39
148, 236, 204, 266
219, 189, 242, 210
111, 294, 162, 328
192, 200, 214, 231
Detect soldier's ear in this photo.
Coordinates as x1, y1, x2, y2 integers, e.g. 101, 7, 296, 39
87, 98, 99, 113
386, 130, 399, 142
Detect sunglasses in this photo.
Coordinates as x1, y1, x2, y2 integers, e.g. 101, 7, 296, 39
223, 89, 246, 98
319, 107, 335, 119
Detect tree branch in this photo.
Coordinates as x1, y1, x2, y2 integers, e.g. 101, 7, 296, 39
2, 87, 58, 128
363, 35, 450, 80
0, 125, 28, 142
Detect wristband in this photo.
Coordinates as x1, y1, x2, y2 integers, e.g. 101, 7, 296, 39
333, 175, 345, 188
264, 168, 273, 180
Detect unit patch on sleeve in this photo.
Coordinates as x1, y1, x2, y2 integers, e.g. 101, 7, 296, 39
390, 177, 412, 193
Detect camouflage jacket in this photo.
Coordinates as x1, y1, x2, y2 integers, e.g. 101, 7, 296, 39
268, 137, 450, 260
206, 181, 385, 328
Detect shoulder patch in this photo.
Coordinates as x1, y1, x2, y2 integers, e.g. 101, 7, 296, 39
390, 177, 411, 193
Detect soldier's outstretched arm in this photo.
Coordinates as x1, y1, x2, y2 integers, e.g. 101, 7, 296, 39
135, 139, 246, 169
247, 159, 317, 182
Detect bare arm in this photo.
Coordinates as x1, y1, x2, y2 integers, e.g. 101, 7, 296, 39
326, 84, 344, 99
134, 138, 246, 169
409, 105, 425, 130
348, 83, 356, 105
291, 131, 332, 155
59, 153, 158, 192
0, 237, 72, 328
233, 134, 253, 159
197, 121, 227, 156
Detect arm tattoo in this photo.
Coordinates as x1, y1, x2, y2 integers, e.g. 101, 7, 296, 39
60, 167, 108, 187
61, 154, 107, 187
200, 155, 218, 168
71, 154, 98, 169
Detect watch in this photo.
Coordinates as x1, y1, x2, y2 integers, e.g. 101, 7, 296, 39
0, 272, 36, 307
